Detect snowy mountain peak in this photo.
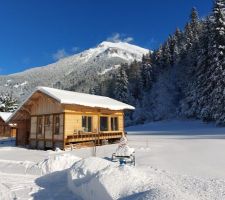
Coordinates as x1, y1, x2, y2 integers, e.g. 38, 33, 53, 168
96, 41, 149, 60
92, 41, 149, 62
98, 41, 148, 52
0, 41, 150, 101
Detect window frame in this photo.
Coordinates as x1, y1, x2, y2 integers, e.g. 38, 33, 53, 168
82, 116, 92, 132
53, 114, 60, 135
44, 115, 51, 127
37, 116, 43, 135
111, 117, 119, 131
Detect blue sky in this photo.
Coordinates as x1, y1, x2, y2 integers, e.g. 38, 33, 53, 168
0, 0, 212, 75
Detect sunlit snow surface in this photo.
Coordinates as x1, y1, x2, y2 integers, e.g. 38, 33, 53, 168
0, 120, 225, 200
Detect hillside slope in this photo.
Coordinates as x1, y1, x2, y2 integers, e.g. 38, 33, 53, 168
0, 41, 148, 101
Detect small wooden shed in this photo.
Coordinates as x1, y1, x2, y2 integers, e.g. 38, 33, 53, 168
0, 112, 16, 138
8, 87, 134, 149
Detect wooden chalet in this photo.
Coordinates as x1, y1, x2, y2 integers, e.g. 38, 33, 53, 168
7, 87, 134, 150
0, 112, 16, 138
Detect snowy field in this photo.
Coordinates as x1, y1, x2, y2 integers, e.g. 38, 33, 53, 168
0, 120, 225, 199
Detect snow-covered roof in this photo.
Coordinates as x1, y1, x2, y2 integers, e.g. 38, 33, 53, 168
0, 112, 12, 122
7, 87, 134, 122
36, 87, 135, 110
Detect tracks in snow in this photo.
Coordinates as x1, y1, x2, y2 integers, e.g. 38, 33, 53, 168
0, 172, 40, 200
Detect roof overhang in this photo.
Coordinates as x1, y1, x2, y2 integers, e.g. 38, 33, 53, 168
7, 87, 135, 123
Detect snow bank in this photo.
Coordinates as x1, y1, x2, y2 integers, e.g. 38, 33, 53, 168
0, 150, 81, 176
0, 159, 39, 175
67, 157, 148, 200
126, 119, 225, 135
67, 157, 225, 200
37, 153, 81, 175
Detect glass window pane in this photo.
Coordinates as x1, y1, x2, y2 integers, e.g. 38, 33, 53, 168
100, 117, 108, 131
82, 116, 92, 132
115, 117, 118, 131
111, 117, 113, 130
111, 117, 119, 131
88, 117, 92, 132
82, 116, 86, 128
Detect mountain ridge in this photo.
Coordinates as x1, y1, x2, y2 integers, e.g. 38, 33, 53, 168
0, 41, 149, 101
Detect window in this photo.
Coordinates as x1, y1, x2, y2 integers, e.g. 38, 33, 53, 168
44, 116, 50, 127
0, 126, 4, 135
111, 117, 118, 131
100, 116, 108, 131
82, 116, 92, 132
54, 115, 60, 135
37, 116, 43, 135
45, 115, 51, 132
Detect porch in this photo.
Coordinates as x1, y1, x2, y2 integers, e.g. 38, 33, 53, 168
66, 131, 123, 144
29, 131, 124, 150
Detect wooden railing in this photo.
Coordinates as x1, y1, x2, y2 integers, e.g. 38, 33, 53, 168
66, 132, 123, 144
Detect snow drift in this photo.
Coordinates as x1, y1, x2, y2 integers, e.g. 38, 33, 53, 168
67, 157, 148, 200
37, 153, 81, 175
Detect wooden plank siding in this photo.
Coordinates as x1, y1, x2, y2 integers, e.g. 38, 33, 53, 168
15, 119, 30, 146
29, 111, 124, 149
64, 109, 124, 146
11, 91, 126, 150
0, 118, 16, 138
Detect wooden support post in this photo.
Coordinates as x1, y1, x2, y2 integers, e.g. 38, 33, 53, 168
44, 116, 46, 150
35, 117, 38, 149
63, 113, 65, 150
52, 114, 55, 150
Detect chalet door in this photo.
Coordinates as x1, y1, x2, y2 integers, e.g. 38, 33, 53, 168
11, 128, 17, 137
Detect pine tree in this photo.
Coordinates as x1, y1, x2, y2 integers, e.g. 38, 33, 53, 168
93, 84, 102, 95
0, 94, 18, 112
179, 8, 202, 117
89, 87, 96, 95
207, 0, 225, 124
161, 41, 172, 68
140, 53, 153, 91
190, 7, 200, 40
114, 67, 129, 103
189, 18, 212, 121
127, 61, 142, 101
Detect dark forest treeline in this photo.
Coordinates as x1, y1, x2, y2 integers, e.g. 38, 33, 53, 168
90, 0, 225, 125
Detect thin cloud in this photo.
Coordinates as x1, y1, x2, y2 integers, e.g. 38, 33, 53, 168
52, 49, 68, 61
124, 37, 133, 43
71, 46, 79, 52
107, 33, 134, 43
107, 33, 121, 42
52, 46, 80, 61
